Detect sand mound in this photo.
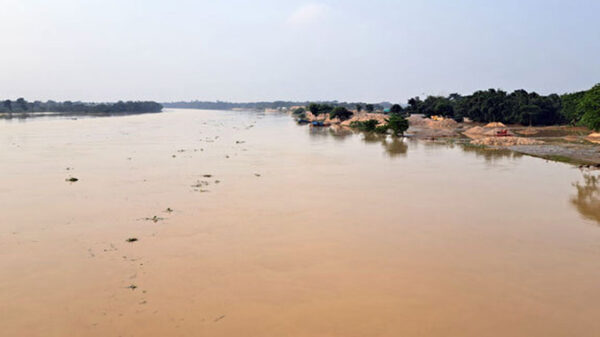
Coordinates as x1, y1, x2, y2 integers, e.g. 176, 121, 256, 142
407, 115, 429, 127
340, 112, 387, 126
485, 122, 506, 128
585, 132, 600, 144
426, 118, 458, 129
471, 137, 543, 146
407, 115, 458, 129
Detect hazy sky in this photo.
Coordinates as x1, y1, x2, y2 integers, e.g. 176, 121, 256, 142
1, 0, 599, 102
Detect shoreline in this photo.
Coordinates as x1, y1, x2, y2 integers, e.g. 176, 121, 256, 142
292, 110, 600, 167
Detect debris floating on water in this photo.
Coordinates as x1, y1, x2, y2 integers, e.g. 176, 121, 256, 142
65, 177, 79, 182
143, 216, 164, 223
126, 238, 138, 243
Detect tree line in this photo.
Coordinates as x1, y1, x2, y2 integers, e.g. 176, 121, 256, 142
402, 84, 600, 130
163, 100, 391, 111
0, 98, 163, 114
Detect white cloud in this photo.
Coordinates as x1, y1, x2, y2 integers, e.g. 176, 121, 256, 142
286, 3, 330, 26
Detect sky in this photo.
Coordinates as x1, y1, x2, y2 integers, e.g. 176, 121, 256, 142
1, 0, 599, 103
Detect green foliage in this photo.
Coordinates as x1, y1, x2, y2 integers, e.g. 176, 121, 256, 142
350, 119, 379, 132
365, 104, 374, 113
386, 113, 409, 136
374, 125, 389, 134
308, 103, 320, 115
578, 84, 600, 131
561, 91, 586, 124
404, 89, 565, 126
355, 104, 363, 112
406, 97, 423, 115
329, 106, 353, 121
390, 104, 403, 114
308, 103, 334, 117
350, 114, 408, 136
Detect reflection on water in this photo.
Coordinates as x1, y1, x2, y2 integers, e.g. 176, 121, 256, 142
307, 125, 408, 157
307, 125, 354, 141
571, 172, 600, 225
460, 144, 523, 162
362, 133, 408, 157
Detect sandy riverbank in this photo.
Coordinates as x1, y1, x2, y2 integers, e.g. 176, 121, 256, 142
296, 111, 600, 166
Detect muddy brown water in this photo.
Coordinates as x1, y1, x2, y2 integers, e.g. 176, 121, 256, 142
1, 109, 600, 337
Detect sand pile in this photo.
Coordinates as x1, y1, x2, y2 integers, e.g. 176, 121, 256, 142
340, 113, 387, 126
304, 111, 392, 126
471, 137, 543, 146
585, 132, 600, 144
485, 122, 506, 128
407, 115, 458, 129
407, 115, 428, 127
425, 118, 458, 129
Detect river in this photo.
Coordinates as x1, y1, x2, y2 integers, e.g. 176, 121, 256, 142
1, 109, 600, 336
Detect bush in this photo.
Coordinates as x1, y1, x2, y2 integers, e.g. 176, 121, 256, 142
374, 125, 389, 134
350, 119, 379, 132
386, 113, 409, 136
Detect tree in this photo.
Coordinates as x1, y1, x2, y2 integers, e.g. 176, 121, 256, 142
578, 84, 600, 131
561, 91, 586, 124
330, 106, 353, 121
407, 97, 422, 115
433, 101, 454, 117
308, 103, 320, 116
2, 100, 11, 112
390, 104, 403, 114
520, 104, 542, 126
355, 104, 363, 112
14, 98, 28, 112
386, 113, 409, 136
365, 104, 374, 113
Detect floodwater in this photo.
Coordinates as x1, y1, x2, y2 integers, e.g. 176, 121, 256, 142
1, 109, 600, 337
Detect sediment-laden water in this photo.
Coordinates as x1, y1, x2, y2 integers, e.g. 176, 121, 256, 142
1, 109, 599, 337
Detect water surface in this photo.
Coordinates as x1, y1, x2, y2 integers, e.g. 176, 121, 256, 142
1, 109, 600, 337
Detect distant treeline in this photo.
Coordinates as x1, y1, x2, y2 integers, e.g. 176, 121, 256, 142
0, 98, 163, 114
162, 100, 392, 111
403, 84, 600, 130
